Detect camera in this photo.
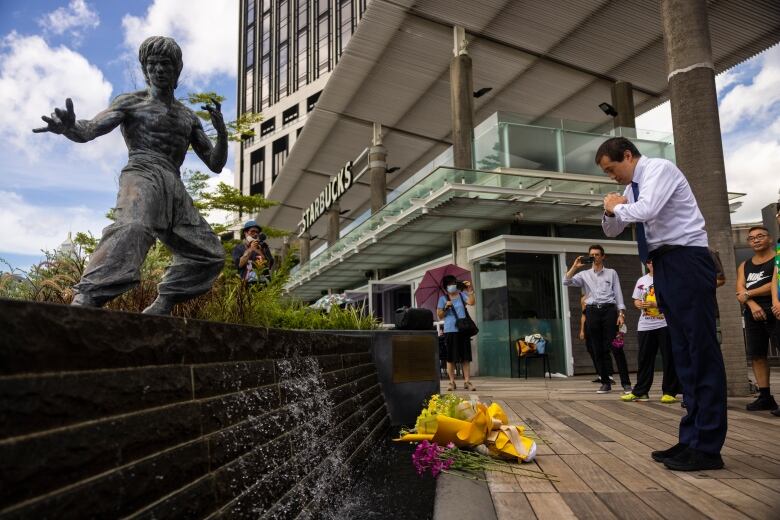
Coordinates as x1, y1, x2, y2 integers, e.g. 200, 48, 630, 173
581, 256, 595, 265
257, 232, 267, 243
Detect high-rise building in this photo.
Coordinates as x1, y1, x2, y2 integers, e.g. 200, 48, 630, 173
236, 0, 368, 200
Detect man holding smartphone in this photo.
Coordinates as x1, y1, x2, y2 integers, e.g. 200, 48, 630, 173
564, 245, 630, 394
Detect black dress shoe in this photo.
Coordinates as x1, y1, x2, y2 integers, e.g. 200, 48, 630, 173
663, 447, 724, 471
651, 443, 688, 462
746, 395, 778, 411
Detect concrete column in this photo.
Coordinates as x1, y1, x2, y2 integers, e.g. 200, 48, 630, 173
299, 232, 310, 264
450, 26, 477, 270
660, 0, 748, 396
450, 26, 474, 170
369, 123, 387, 214
610, 81, 636, 136
327, 201, 340, 246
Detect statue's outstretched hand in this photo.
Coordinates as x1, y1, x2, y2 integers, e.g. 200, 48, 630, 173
201, 97, 226, 134
33, 98, 76, 134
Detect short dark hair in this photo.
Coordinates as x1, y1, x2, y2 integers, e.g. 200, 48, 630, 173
594, 137, 642, 164
748, 225, 769, 234
442, 275, 457, 289
588, 244, 605, 256
138, 36, 184, 89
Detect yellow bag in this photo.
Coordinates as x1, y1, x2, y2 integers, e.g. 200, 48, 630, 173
516, 339, 536, 357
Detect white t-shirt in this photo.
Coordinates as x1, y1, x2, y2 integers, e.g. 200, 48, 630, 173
632, 274, 667, 331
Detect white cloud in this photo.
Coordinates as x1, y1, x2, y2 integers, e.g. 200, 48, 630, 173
0, 32, 116, 156
724, 139, 780, 223
38, 0, 100, 44
718, 45, 780, 134
0, 190, 110, 255
121, 0, 239, 88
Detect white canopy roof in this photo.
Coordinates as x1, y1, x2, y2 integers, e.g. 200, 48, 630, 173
261, 0, 780, 242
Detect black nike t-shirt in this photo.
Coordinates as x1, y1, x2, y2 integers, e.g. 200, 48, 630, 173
744, 256, 774, 310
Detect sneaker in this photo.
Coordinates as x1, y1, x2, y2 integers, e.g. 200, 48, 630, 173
660, 394, 680, 404
622, 384, 633, 394
596, 384, 612, 394
651, 443, 688, 462
746, 395, 778, 411
621, 393, 649, 402
772, 408, 780, 417
663, 447, 724, 471
463, 381, 476, 391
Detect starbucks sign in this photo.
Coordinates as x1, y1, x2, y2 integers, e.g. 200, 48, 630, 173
299, 161, 353, 234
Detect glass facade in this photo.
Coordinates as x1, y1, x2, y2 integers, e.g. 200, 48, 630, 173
239, 1, 368, 114
277, 0, 290, 99
477, 253, 565, 378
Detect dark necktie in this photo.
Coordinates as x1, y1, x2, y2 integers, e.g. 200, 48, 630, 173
631, 182, 649, 262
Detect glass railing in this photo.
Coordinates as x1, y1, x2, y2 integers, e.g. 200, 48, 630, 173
474, 116, 675, 176
288, 165, 621, 285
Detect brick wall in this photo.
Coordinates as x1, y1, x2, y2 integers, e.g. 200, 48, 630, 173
0, 299, 387, 519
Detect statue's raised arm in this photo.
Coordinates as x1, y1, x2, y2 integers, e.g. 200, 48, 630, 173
32, 97, 124, 143
191, 97, 228, 173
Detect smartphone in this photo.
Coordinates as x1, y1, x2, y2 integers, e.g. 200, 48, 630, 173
581, 256, 595, 265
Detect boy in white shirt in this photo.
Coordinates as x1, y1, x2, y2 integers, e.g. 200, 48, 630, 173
622, 260, 682, 403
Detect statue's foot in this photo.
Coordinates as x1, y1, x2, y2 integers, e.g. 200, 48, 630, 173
71, 293, 102, 307
142, 296, 175, 316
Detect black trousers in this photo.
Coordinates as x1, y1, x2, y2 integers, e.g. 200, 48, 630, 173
585, 306, 630, 386
653, 246, 727, 455
633, 327, 682, 397
585, 328, 614, 376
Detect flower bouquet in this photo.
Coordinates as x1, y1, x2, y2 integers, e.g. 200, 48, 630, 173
396, 394, 538, 463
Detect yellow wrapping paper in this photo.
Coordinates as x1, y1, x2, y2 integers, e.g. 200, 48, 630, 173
396, 399, 537, 462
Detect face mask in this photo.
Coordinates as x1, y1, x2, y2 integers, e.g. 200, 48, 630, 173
446, 285, 457, 293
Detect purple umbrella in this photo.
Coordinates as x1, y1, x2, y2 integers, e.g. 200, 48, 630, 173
414, 264, 472, 313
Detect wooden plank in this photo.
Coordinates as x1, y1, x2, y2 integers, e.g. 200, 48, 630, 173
523, 401, 605, 455
506, 400, 581, 455
734, 454, 780, 478
537, 401, 615, 442
596, 491, 665, 520
676, 475, 776, 519
587, 453, 666, 493
560, 454, 626, 493
525, 492, 578, 520
723, 478, 780, 508
486, 469, 519, 493
514, 463, 558, 493
491, 492, 537, 520
754, 479, 780, 492
560, 492, 619, 520
600, 442, 751, 520
722, 456, 779, 479
534, 454, 592, 493
635, 491, 710, 520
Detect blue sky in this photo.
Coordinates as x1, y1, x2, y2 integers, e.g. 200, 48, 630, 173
0, 1, 778, 273
0, 0, 239, 272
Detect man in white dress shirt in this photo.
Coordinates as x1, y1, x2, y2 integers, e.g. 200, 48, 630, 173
598, 137, 726, 472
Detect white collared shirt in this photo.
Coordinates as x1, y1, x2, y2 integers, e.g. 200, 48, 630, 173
602, 156, 708, 251
563, 266, 626, 310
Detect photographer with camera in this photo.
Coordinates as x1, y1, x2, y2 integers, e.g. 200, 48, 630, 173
564, 245, 630, 394
437, 275, 476, 392
232, 220, 274, 285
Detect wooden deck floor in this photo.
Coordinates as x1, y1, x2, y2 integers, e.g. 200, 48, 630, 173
440, 375, 780, 519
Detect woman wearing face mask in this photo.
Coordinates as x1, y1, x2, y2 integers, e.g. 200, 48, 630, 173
437, 274, 477, 391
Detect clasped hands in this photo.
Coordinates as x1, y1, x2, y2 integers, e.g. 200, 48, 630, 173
603, 192, 627, 215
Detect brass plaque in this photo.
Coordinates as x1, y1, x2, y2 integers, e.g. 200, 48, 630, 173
392, 335, 437, 383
